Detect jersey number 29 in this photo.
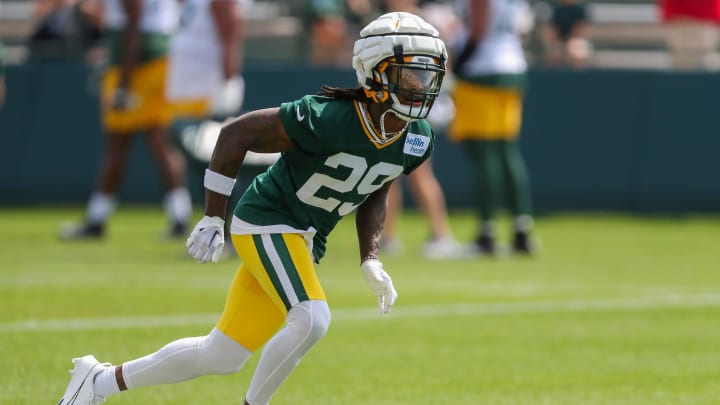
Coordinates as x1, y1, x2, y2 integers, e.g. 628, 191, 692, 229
296, 152, 403, 216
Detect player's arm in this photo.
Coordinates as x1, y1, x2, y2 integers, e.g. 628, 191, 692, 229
187, 107, 293, 263
209, 0, 245, 115
118, 0, 141, 91
204, 107, 294, 218
453, 0, 490, 73
210, 0, 244, 80
355, 180, 392, 263
356, 180, 398, 315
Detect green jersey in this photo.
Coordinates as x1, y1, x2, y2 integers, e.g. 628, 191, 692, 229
233, 95, 435, 262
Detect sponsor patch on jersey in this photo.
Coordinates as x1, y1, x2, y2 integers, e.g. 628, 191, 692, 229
403, 133, 430, 157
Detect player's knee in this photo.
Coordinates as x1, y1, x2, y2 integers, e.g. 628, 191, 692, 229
200, 328, 252, 375
307, 300, 331, 341
289, 300, 331, 344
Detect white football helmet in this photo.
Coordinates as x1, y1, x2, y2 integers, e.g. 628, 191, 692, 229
352, 12, 447, 122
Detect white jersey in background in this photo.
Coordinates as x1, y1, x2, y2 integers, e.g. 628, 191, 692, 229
167, 0, 246, 114
452, 0, 531, 75
103, 0, 179, 33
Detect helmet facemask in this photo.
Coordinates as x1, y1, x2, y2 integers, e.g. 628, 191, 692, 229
378, 55, 445, 122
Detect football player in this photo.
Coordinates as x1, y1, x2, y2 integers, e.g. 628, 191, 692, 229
59, 0, 192, 240
448, 0, 538, 255
58, 11, 447, 405
166, 0, 247, 257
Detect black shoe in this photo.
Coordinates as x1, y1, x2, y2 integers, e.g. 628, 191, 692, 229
475, 234, 496, 255
59, 222, 104, 240
167, 222, 188, 239
512, 231, 536, 255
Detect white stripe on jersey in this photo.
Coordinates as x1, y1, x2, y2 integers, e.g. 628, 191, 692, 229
261, 234, 300, 306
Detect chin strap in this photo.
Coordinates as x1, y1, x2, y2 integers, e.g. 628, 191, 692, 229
379, 109, 410, 141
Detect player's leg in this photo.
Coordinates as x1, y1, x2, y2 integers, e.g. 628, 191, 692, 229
449, 81, 504, 254
499, 139, 535, 254
77, 132, 134, 233
58, 69, 135, 240
145, 124, 192, 236
111, 265, 275, 389
232, 233, 330, 405
144, 58, 192, 237
59, 264, 269, 404
405, 159, 461, 258
100, 327, 253, 393
463, 139, 502, 254
94, 130, 133, 194
495, 87, 536, 254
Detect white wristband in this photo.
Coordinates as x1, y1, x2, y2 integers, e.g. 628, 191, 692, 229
204, 169, 236, 196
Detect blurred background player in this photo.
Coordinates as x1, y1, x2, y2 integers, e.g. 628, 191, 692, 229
378, 0, 463, 259
381, 159, 461, 258
166, 0, 247, 257
448, 0, 537, 256
60, 0, 192, 240
293, 0, 376, 67
539, 0, 591, 69
167, 0, 245, 120
28, 0, 104, 61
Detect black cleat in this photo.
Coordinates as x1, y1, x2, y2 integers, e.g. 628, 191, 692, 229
512, 231, 536, 255
59, 222, 104, 241
475, 234, 496, 255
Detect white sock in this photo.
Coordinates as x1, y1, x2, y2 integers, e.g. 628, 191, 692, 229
246, 300, 331, 405
93, 366, 119, 399
121, 328, 251, 390
514, 215, 534, 233
164, 187, 192, 224
86, 192, 116, 225
480, 220, 497, 237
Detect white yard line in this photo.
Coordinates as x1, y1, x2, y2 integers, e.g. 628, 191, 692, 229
3, 292, 720, 333
0, 272, 695, 295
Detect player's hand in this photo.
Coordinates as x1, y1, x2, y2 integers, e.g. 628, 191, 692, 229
211, 75, 245, 117
451, 40, 477, 76
111, 86, 137, 111
360, 258, 397, 315
186, 216, 225, 263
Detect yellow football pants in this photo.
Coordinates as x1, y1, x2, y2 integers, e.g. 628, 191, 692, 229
217, 233, 327, 352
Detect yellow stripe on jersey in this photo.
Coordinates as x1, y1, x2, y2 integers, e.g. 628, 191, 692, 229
353, 101, 405, 149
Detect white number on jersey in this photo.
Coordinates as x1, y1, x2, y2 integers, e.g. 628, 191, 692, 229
296, 152, 403, 215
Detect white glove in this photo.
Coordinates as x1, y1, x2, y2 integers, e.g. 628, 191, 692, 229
360, 259, 398, 315
211, 75, 245, 117
186, 216, 225, 263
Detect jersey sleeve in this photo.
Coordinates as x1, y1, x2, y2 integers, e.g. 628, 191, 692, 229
279, 95, 334, 155
403, 123, 435, 175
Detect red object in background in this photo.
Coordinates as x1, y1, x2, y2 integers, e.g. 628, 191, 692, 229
659, 0, 720, 22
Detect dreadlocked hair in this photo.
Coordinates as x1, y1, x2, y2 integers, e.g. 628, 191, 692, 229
318, 85, 369, 102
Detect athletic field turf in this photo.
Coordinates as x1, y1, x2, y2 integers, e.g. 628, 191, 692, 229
2, 207, 719, 404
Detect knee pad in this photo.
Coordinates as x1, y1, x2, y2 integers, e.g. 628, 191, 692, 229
287, 300, 331, 345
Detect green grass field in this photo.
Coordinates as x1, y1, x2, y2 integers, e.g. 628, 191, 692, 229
2, 207, 720, 404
